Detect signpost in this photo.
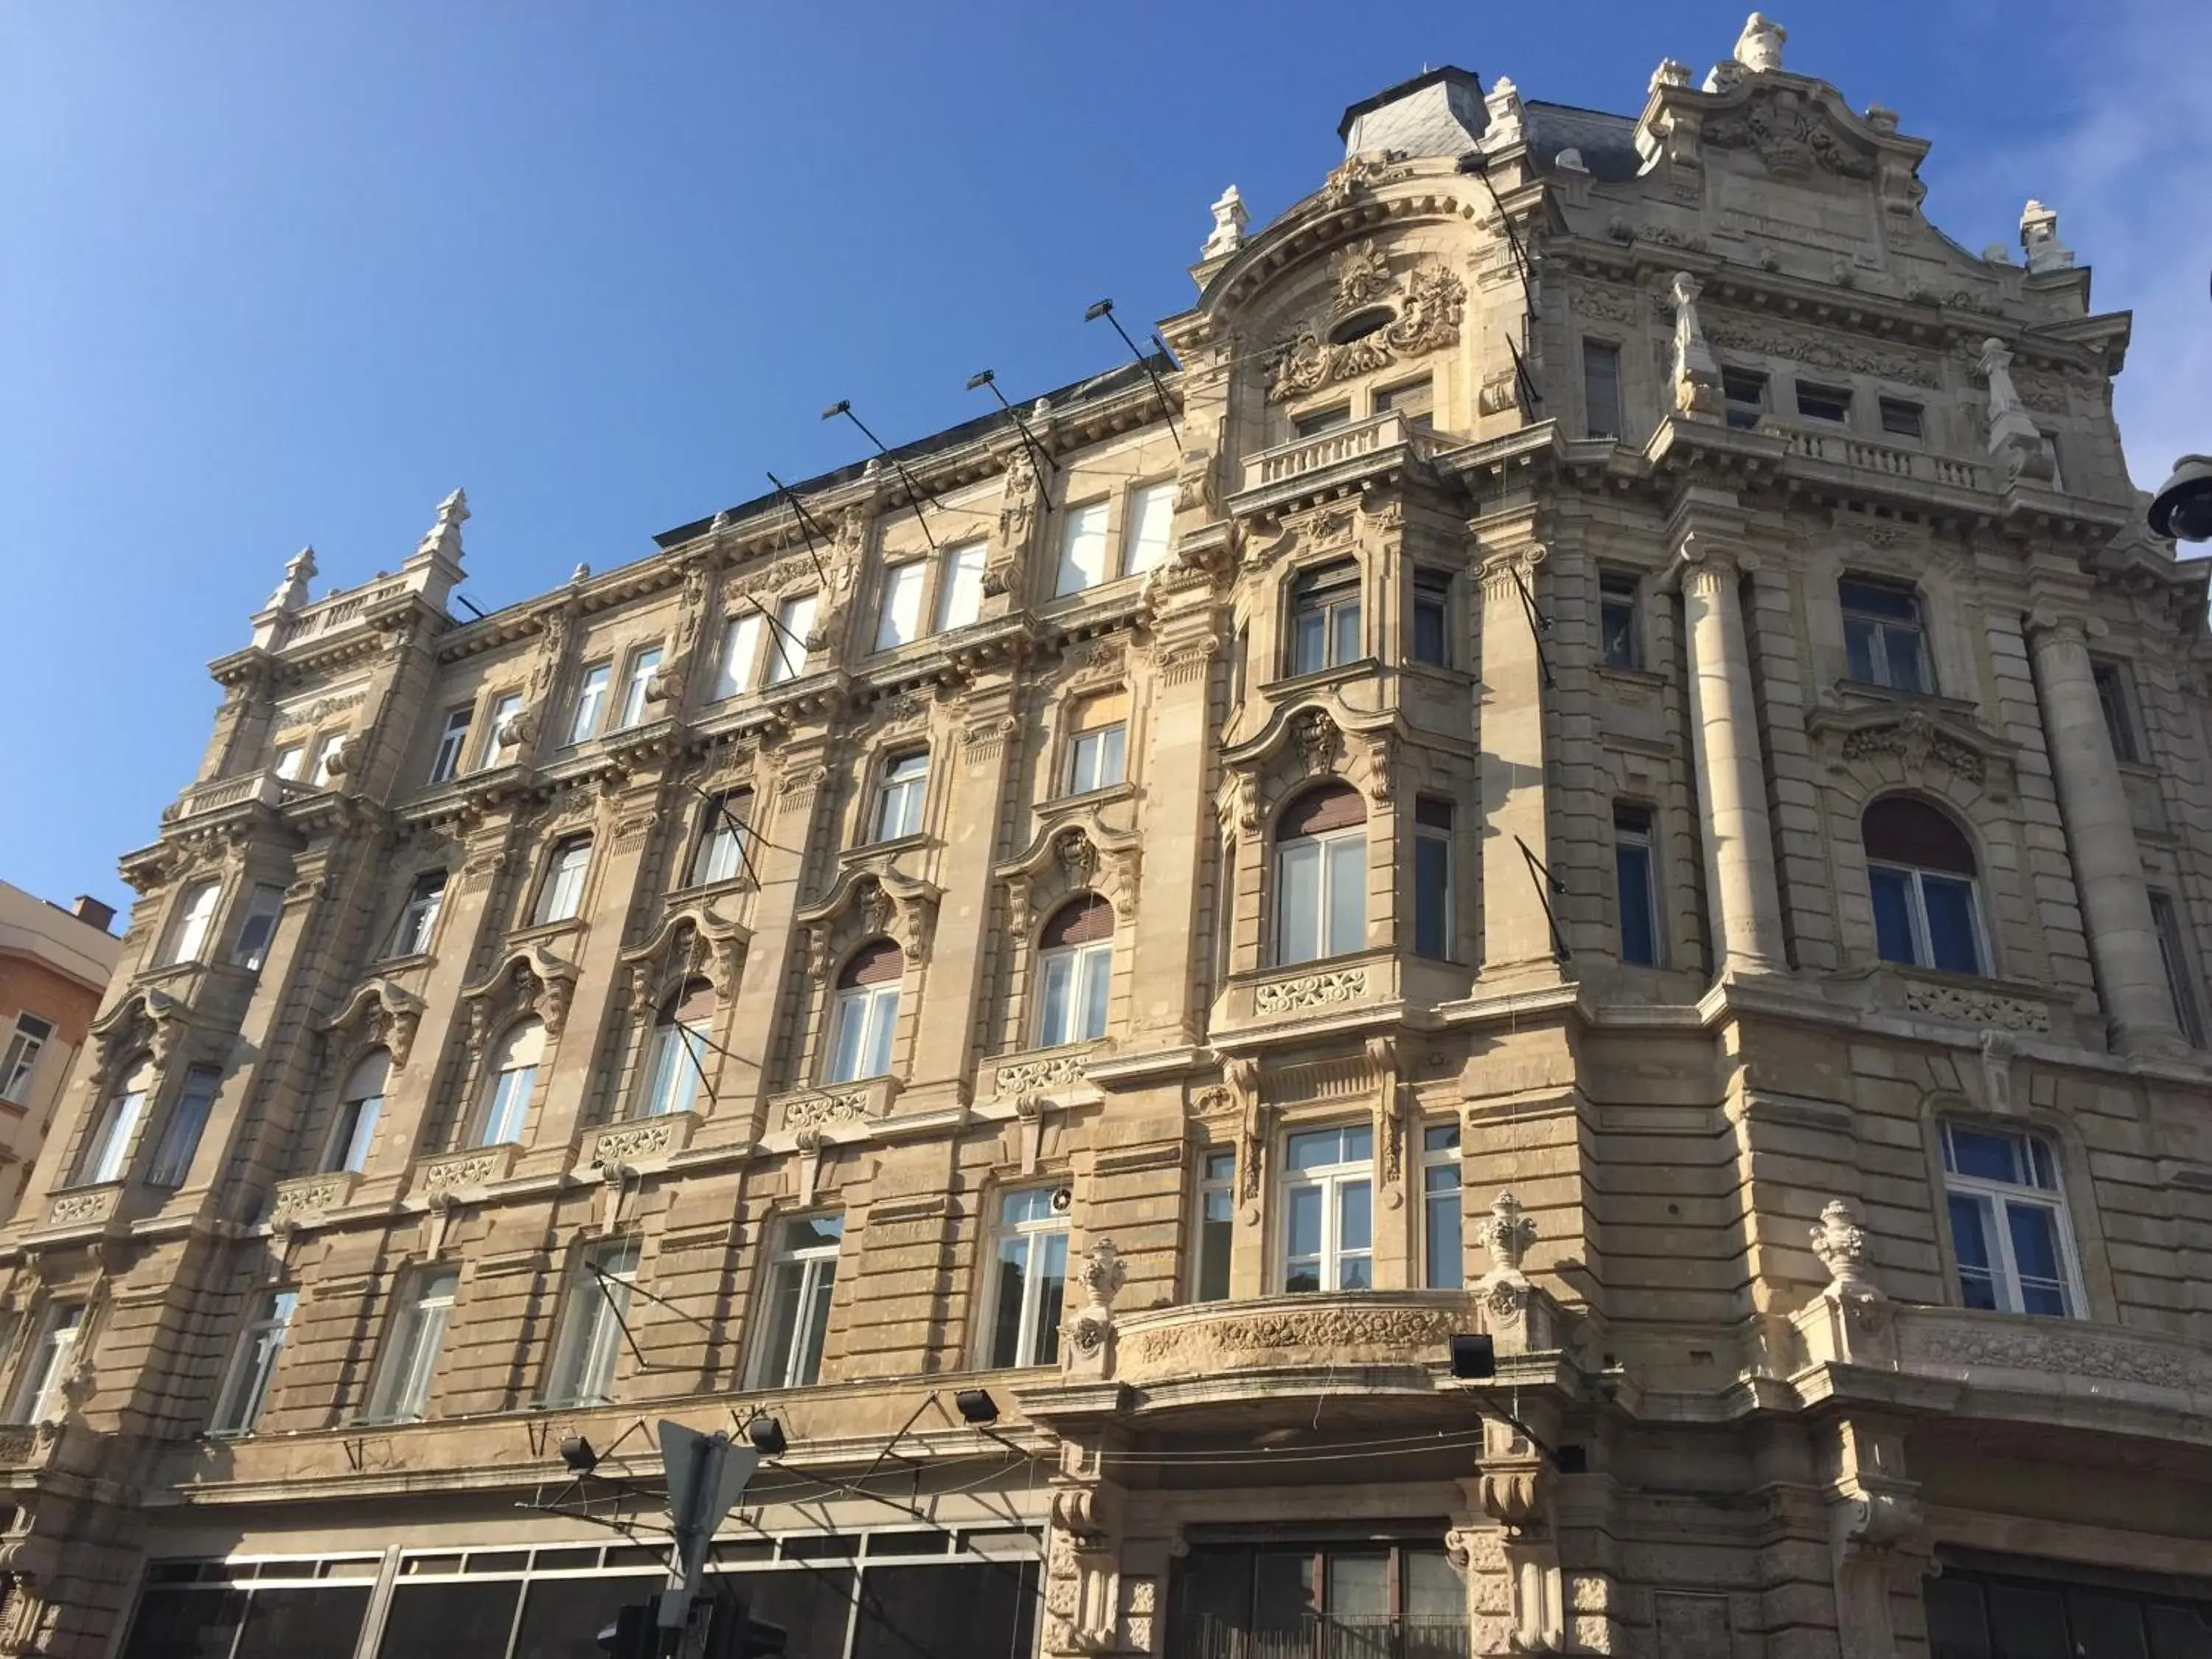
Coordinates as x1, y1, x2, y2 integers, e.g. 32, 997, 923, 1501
658, 1420, 760, 1647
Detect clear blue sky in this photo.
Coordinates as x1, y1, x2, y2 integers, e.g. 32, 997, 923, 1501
5, 1, 2205, 914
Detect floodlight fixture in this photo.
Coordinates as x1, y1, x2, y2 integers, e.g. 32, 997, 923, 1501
558, 1434, 599, 1474
2150, 455, 2212, 541
955, 1388, 1000, 1425
745, 1415, 788, 1458
1450, 1334, 1497, 1380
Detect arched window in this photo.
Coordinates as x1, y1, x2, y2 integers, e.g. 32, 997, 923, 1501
479, 1020, 545, 1147
536, 837, 592, 925
639, 981, 715, 1119
827, 941, 902, 1084
77, 1059, 153, 1186
328, 1050, 390, 1174
1036, 897, 1114, 1048
1274, 783, 1367, 967
1865, 796, 1985, 974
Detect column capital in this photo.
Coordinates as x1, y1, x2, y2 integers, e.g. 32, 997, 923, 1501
1478, 542, 1547, 599
2024, 605, 2108, 648
1668, 531, 1759, 594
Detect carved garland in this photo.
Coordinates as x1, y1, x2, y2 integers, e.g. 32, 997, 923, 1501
1267, 241, 1467, 403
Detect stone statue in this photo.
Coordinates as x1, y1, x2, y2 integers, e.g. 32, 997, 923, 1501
1669, 271, 1725, 420
1976, 338, 2055, 482
417, 488, 468, 565
1649, 58, 1693, 93
1735, 12, 1787, 74
1200, 185, 1247, 260
1484, 76, 1526, 149
265, 546, 317, 613
2019, 200, 2075, 274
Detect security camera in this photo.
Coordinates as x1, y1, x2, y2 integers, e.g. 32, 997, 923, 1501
2149, 455, 2212, 542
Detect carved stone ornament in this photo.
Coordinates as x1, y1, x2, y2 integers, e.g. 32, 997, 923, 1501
1703, 84, 1875, 180
1484, 1191, 1539, 1275
1288, 708, 1343, 775
459, 943, 582, 1049
1901, 982, 2051, 1032
995, 1050, 1088, 1100
1977, 336, 2056, 484
1254, 967, 1368, 1015
1669, 271, 1725, 420
619, 903, 751, 1009
1703, 316, 1941, 390
1267, 243, 1467, 403
1064, 1237, 1127, 1378
1734, 11, 1785, 72
984, 449, 1040, 597
322, 978, 429, 1071
1200, 184, 1248, 260
1809, 1198, 1882, 1298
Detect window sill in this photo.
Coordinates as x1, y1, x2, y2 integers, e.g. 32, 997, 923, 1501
1259, 657, 1382, 701
508, 917, 586, 950
366, 950, 435, 975
1397, 659, 1475, 690
667, 873, 755, 905
1595, 664, 1666, 689
1040, 781, 1136, 818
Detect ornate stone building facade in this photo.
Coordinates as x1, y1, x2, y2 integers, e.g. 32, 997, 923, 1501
4, 15, 2209, 1658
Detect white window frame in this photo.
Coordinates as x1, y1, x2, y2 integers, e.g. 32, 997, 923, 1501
428, 707, 472, 783
985, 1189, 1069, 1368
1122, 481, 1175, 577
164, 880, 221, 967
1279, 1124, 1374, 1294
1868, 859, 1988, 975
874, 560, 928, 653
230, 883, 287, 972
567, 663, 612, 745
1939, 1121, 2086, 1319
1422, 1122, 1462, 1290
689, 796, 749, 888
1839, 577, 1931, 694
365, 1267, 458, 1424
0, 1015, 54, 1106
327, 1055, 388, 1175
1273, 824, 1366, 967
536, 839, 591, 925
209, 1290, 298, 1436
713, 612, 765, 700
750, 1215, 844, 1390
390, 870, 447, 958
1194, 1150, 1236, 1303
10, 1303, 84, 1424
825, 984, 898, 1084
544, 1240, 638, 1407
1034, 938, 1112, 1048
1065, 723, 1126, 796
79, 1065, 151, 1186
873, 752, 928, 842
614, 647, 663, 731
1055, 501, 1111, 597
638, 1015, 710, 1119
307, 732, 347, 787
272, 742, 305, 782
147, 1065, 219, 1189
479, 1040, 540, 1147
480, 692, 524, 769
936, 542, 986, 632
1288, 563, 1363, 677
765, 594, 817, 685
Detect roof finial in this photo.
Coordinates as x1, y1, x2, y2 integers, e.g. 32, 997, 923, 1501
2019, 201, 2075, 274
415, 488, 469, 565
265, 546, 317, 613
1200, 184, 1248, 260
1735, 12, 1786, 73
1482, 76, 1526, 150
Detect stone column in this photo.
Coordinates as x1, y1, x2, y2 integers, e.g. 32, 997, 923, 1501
1475, 540, 1561, 981
1675, 533, 1788, 977
2026, 610, 2180, 1053
1127, 607, 1220, 1043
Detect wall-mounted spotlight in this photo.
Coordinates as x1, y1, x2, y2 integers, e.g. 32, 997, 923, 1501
744, 1415, 788, 1458
1082, 299, 1180, 442
558, 1434, 599, 1474
964, 369, 1057, 478
954, 1388, 1000, 1426
1450, 1334, 1497, 1380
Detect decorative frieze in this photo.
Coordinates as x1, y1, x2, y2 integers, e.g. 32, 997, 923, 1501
1115, 1295, 1460, 1383
1254, 967, 1369, 1015
416, 1145, 516, 1197
271, 1172, 361, 1228
44, 1185, 121, 1229
777, 1090, 876, 1133
588, 1114, 695, 1167
1897, 1312, 2203, 1393
1900, 982, 2051, 1032
994, 1050, 1090, 1099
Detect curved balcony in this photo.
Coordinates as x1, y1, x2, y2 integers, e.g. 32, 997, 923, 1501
1112, 1290, 1473, 1396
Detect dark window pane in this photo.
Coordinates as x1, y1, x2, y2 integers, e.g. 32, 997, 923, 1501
1921, 875, 1982, 974
1253, 1552, 1317, 1634
1869, 866, 1917, 964
1413, 594, 1448, 665
2147, 1602, 2212, 1658
1616, 841, 1657, 967
1414, 836, 1452, 960
1923, 1575, 1991, 1659
1986, 1585, 2071, 1659
1845, 616, 1882, 684
1174, 1548, 1253, 1625
119, 1589, 248, 1659
715, 1568, 860, 1658
1583, 343, 1621, 440
378, 1581, 524, 1659
232, 1586, 372, 1659
512, 1575, 664, 1659
851, 1562, 1037, 1659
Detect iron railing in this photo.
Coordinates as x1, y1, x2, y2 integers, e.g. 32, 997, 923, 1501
1169, 1613, 1470, 1659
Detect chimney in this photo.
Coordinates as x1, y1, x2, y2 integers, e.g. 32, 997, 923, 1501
73, 896, 116, 933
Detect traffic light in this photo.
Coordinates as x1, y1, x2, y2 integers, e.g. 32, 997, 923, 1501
596, 1601, 657, 1659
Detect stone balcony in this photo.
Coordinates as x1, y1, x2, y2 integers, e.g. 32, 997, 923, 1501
1233, 411, 1442, 511
269, 1170, 362, 1230
170, 768, 318, 824
1212, 947, 1402, 1044
1110, 1291, 1473, 1392
1775, 423, 1991, 493
38, 1182, 122, 1232
582, 1110, 699, 1171
406, 1143, 519, 1202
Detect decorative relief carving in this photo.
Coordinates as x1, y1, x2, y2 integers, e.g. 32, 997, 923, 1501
781, 1091, 874, 1131
1119, 1303, 1456, 1375
45, 1186, 120, 1228
1255, 967, 1369, 1015
1703, 318, 1941, 390
1267, 243, 1467, 403
1703, 85, 1875, 179
1840, 720, 1986, 782
1899, 1319, 2199, 1391
420, 1151, 504, 1194
1288, 708, 1343, 774
1901, 983, 2051, 1032
271, 1174, 356, 1226
591, 1120, 682, 1166
995, 1052, 1088, 1099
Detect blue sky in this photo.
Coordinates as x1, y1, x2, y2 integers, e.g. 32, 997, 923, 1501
4, 1, 2206, 914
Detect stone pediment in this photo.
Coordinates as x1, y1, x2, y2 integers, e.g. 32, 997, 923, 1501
1806, 699, 2014, 800
321, 976, 429, 1070
794, 862, 940, 961
996, 816, 1141, 928
618, 900, 750, 1008
1700, 80, 1880, 183
459, 942, 582, 1046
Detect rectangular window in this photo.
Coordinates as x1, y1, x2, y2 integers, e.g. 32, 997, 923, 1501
765, 594, 817, 685
988, 1189, 1068, 1368
1879, 397, 1924, 439
2092, 661, 2140, 762
1195, 1151, 1235, 1303
1599, 573, 1641, 669
1293, 404, 1350, 438
1582, 341, 1622, 441
1054, 501, 1110, 596
272, 742, 305, 782
545, 1241, 638, 1407
1281, 1125, 1372, 1293
308, 733, 347, 786
1924, 1564, 2212, 1659
753, 1214, 843, 1389
390, 870, 447, 958
1289, 563, 1361, 677
428, 708, 472, 783
874, 561, 928, 652
366, 1267, 459, 1423
1869, 863, 1984, 975
826, 985, 898, 1084
2039, 429, 2067, 491
479, 693, 524, 769
1274, 829, 1366, 966
712, 612, 765, 700
690, 790, 752, 888
536, 838, 591, 925
1411, 570, 1452, 667
209, 1290, 297, 1436
1171, 1544, 1464, 1653
147, 1065, 220, 1189
1065, 690, 1129, 796
936, 543, 987, 632
1796, 382, 1852, 423
614, 647, 662, 730
1839, 576, 1931, 694
1615, 808, 1661, 967
164, 880, 221, 966
1374, 375, 1435, 431
2149, 890, 2207, 1048
874, 752, 928, 841
1941, 1122, 2079, 1318
1123, 481, 1175, 577
80, 1067, 150, 1186
10, 1303, 84, 1424
0, 1015, 53, 1106
1035, 939, 1112, 1048
1422, 1122, 1462, 1289
639, 1003, 712, 1120
1722, 369, 1767, 431
566, 664, 611, 745
230, 883, 286, 972
1413, 797, 1454, 961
